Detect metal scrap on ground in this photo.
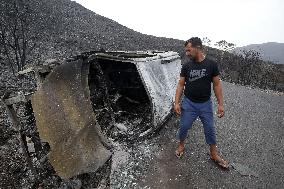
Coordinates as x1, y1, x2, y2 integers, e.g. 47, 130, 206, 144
29, 51, 181, 178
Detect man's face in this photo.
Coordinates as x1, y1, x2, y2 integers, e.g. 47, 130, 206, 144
185, 42, 198, 60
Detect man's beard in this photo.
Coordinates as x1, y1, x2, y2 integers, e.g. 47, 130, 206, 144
188, 54, 196, 61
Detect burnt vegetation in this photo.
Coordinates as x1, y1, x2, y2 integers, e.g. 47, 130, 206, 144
207, 47, 284, 91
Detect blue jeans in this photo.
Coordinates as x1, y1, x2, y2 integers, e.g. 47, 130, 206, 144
177, 96, 216, 144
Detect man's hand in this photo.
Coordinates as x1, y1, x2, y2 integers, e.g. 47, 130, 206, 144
174, 77, 185, 115
213, 75, 224, 118
174, 103, 181, 115
217, 104, 224, 118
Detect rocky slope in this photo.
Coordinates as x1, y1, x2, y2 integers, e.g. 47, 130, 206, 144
23, 0, 184, 60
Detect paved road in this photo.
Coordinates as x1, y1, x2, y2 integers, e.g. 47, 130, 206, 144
135, 81, 284, 189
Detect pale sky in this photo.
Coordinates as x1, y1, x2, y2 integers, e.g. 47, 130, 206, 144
74, 0, 284, 47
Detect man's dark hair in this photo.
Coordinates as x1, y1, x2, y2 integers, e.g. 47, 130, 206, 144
184, 37, 203, 49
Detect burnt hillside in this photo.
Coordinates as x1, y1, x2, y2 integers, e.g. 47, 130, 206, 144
0, 0, 283, 92
234, 42, 284, 64
21, 0, 185, 59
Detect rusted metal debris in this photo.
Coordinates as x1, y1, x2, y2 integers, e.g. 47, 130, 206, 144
31, 58, 112, 179
4, 50, 181, 179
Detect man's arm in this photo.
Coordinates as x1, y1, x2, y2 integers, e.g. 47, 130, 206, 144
212, 75, 225, 118
174, 77, 185, 115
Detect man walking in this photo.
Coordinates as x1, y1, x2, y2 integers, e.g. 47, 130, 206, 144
174, 37, 228, 169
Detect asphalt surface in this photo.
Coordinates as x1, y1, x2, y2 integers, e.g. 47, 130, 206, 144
131, 81, 284, 189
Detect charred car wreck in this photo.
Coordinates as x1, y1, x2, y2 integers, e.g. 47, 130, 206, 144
3, 51, 181, 179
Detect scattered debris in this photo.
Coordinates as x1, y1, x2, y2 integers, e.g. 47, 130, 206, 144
231, 162, 259, 177
26, 136, 35, 153
3, 50, 181, 183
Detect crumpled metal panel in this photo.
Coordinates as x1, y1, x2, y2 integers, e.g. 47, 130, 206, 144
31, 59, 111, 179
134, 54, 181, 132
30, 51, 181, 178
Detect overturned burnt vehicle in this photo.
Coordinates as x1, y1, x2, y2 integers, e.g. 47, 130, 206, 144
3, 50, 181, 179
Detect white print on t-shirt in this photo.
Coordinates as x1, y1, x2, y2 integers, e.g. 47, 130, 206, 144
188, 69, 207, 82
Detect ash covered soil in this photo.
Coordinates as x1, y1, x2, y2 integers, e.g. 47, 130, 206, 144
1, 80, 283, 189
108, 82, 284, 189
